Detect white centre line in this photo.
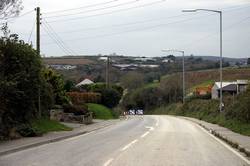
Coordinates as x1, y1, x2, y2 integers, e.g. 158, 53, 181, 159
121, 139, 138, 151
103, 158, 114, 166
141, 131, 150, 138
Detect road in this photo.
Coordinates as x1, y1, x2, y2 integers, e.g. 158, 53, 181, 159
0, 115, 249, 166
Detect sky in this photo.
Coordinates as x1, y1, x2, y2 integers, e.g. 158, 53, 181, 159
3, 0, 250, 58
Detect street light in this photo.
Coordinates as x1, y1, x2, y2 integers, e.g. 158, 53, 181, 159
182, 9, 223, 112
162, 49, 185, 104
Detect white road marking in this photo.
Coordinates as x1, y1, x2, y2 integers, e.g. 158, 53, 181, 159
121, 139, 138, 151
197, 124, 250, 165
141, 131, 150, 138
103, 158, 114, 166
145, 126, 154, 131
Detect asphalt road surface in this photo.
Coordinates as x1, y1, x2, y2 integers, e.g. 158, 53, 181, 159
0, 115, 249, 166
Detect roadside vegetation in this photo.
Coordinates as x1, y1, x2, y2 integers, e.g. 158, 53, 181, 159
87, 103, 115, 120
121, 67, 250, 136
151, 86, 250, 136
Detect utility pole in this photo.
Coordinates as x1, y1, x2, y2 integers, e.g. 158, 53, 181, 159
182, 51, 185, 104
36, 7, 41, 118
182, 9, 223, 112
219, 11, 223, 112
106, 56, 110, 88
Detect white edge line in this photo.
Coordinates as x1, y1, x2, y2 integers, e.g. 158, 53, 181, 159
103, 158, 114, 166
141, 131, 150, 138
121, 139, 138, 151
145, 126, 154, 131
197, 124, 250, 165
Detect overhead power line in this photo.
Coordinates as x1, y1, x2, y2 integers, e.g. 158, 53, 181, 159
43, 3, 250, 36
183, 16, 250, 49
42, 21, 78, 55
42, 13, 191, 36
44, 0, 140, 19
0, 9, 35, 23
27, 22, 35, 43
43, 0, 119, 14
43, 11, 250, 46
46, 0, 166, 23
42, 24, 75, 56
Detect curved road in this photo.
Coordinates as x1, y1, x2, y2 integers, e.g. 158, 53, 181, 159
0, 116, 249, 166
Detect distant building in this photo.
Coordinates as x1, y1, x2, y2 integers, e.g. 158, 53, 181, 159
211, 80, 248, 99
76, 79, 94, 87
162, 59, 174, 63
48, 64, 77, 70
134, 57, 156, 62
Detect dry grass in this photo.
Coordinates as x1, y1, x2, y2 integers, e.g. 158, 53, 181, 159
165, 68, 250, 89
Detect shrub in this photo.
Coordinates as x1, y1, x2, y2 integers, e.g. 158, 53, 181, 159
101, 88, 122, 108
63, 104, 89, 115
66, 92, 101, 104
17, 124, 42, 137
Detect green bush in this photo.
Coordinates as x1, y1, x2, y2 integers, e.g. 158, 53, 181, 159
101, 88, 122, 108
17, 124, 42, 137
0, 34, 54, 138
63, 104, 89, 115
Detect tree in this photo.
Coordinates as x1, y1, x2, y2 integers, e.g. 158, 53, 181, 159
101, 88, 121, 108
120, 72, 144, 90
159, 75, 183, 103
0, 0, 23, 19
0, 33, 53, 138
43, 69, 69, 105
64, 80, 75, 92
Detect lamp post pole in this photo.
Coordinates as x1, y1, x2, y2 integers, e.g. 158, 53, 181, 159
182, 9, 223, 112
162, 50, 185, 104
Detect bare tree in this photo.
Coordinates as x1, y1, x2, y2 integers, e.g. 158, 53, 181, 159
0, 0, 23, 19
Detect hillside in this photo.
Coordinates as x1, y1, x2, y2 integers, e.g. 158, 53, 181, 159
43, 57, 94, 65
164, 67, 250, 90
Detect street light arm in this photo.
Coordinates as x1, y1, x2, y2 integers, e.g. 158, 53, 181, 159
182, 8, 221, 13
162, 49, 184, 54
195, 9, 221, 13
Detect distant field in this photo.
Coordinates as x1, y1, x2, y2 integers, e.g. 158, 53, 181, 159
162, 67, 250, 89
43, 57, 94, 65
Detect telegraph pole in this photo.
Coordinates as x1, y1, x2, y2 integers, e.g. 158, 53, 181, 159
106, 56, 110, 88
36, 7, 41, 118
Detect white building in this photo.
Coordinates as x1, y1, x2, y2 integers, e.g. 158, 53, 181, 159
212, 80, 248, 99
76, 79, 94, 87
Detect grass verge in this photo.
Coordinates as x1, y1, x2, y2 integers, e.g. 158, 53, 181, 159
87, 103, 114, 120
31, 118, 72, 134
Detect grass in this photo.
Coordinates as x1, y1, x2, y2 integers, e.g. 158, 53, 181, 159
87, 103, 114, 120
31, 118, 72, 134
143, 82, 160, 88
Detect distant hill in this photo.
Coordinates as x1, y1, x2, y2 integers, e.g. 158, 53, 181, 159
164, 67, 250, 91
194, 56, 247, 63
